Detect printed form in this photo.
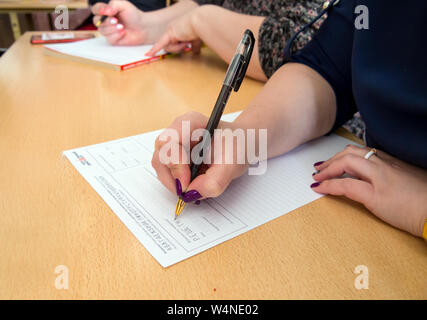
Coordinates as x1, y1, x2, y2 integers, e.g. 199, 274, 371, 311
63, 113, 358, 267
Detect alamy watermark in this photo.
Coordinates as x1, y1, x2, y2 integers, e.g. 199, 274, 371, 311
54, 5, 69, 30
354, 265, 369, 290
355, 5, 369, 30
158, 121, 268, 175
54, 265, 69, 290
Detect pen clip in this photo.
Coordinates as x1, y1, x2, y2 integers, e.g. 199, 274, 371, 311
232, 30, 255, 92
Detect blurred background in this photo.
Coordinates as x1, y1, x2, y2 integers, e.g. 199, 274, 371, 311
0, 0, 172, 55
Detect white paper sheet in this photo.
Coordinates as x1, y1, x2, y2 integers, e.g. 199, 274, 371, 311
63, 112, 358, 267
45, 37, 165, 66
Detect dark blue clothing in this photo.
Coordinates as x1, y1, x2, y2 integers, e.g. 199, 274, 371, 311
290, 0, 427, 168
89, 0, 165, 11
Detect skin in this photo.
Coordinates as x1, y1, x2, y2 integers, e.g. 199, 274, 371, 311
152, 63, 427, 238
92, 0, 268, 81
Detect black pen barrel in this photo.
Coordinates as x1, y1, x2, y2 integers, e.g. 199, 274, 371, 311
190, 84, 232, 181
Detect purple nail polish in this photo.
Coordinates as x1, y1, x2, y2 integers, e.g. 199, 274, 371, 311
195, 200, 201, 205
314, 161, 324, 167
312, 172, 316, 176
310, 182, 321, 188
175, 179, 182, 196
182, 190, 202, 203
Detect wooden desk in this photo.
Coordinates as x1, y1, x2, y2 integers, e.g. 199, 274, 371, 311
0, 32, 425, 300
0, 0, 88, 41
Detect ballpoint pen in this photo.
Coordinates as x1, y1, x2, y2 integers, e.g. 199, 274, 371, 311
95, 15, 109, 28
174, 29, 255, 219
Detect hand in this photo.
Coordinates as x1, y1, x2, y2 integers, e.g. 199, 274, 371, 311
311, 144, 427, 237
151, 111, 248, 203
91, 0, 165, 45
146, 11, 202, 57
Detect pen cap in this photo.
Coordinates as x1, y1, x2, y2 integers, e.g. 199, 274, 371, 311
223, 30, 255, 91
232, 30, 255, 92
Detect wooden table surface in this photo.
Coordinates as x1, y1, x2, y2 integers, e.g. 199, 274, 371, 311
0, 32, 425, 300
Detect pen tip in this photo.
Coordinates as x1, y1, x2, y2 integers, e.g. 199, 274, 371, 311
174, 198, 186, 220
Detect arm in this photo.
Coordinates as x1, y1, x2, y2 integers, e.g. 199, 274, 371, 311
147, 3, 326, 81
191, 5, 267, 81
234, 62, 336, 157
92, 0, 200, 45
147, 5, 268, 81
152, 62, 336, 198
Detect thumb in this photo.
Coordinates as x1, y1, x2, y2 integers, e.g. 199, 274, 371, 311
91, 2, 111, 16
107, 0, 129, 16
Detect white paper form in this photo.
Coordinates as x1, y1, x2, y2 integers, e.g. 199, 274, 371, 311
63, 113, 358, 267
45, 37, 165, 66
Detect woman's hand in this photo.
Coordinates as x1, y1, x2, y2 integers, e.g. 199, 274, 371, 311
146, 10, 202, 56
311, 144, 427, 237
92, 0, 166, 45
151, 111, 248, 203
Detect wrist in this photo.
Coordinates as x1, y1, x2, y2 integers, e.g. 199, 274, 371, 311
189, 6, 205, 39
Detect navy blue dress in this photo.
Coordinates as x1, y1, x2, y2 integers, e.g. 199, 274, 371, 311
290, 0, 427, 168
89, 0, 165, 11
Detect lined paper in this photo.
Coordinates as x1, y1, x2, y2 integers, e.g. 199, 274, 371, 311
63, 112, 359, 267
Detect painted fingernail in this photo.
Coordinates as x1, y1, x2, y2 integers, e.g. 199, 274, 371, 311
110, 17, 118, 24
195, 200, 201, 205
312, 172, 316, 176
314, 161, 324, 167
175, 179, 182, 196
310, 182, 321, 188
116, 24, 124, 30
182, 190, 202, 203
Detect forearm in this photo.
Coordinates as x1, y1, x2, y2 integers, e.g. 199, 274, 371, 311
234, 63, 337, 159
191, 5, 267, 81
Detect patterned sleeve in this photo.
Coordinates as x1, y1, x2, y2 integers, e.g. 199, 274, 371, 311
258, 0, 325, 78
193, 0, 225, 5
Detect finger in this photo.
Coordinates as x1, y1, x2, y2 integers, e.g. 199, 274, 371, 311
146, 32, 171, 56
312, 177, 374, 206
313, 153, 377, 182
154, 111, 208, 152
186, 164, 242, 200
166, 146, 191, 191
104, 28, 126, 45
154, 132, 192, 189
151, 150, 176, 194
165, 42, 189, 53
95, 15, 118, 28
315, 144, 375, 171
98, 22, 123, 36
191, 40, 202, 54
91, 2, 110, 16
106, 0, 125, 16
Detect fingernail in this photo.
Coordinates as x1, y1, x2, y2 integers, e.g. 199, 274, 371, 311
312, 172, 316, 176
110, 17, 118, 24
195, 200, 201, 205
182, 190, 202, 203
116, 24, 124, 30
314, 161, 324, 167
310, 182, 321, 188
175, 179, 182, 196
